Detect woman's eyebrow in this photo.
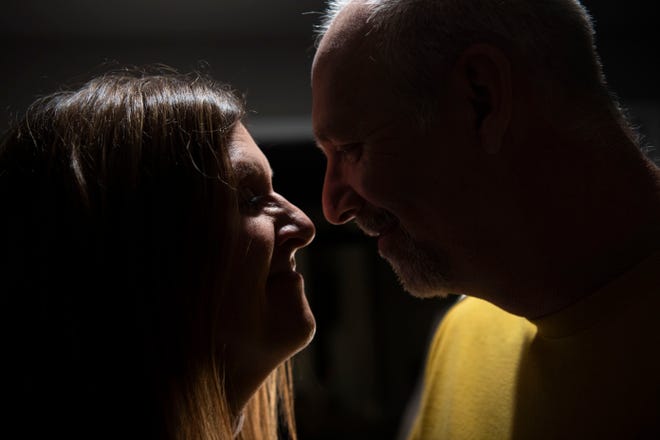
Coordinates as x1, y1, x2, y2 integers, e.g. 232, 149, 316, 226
233, 160, 274, 180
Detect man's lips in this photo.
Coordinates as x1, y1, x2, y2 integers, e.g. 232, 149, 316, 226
356, 217, 398, 238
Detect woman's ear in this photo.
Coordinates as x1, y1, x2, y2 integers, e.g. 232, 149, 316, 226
455, 43, 512, 154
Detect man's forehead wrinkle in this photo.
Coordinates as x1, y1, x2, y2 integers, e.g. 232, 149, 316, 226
317, 113, 391, 148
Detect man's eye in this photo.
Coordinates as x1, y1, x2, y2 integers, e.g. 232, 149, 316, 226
336, 143, 362, 162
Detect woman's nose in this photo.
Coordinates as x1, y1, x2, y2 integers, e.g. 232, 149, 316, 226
276, 197, 316, 249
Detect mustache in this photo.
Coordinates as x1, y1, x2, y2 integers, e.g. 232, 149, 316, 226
355, 207, 398, 236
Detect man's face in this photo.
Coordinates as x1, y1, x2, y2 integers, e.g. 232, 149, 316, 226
311, 8, 501, 299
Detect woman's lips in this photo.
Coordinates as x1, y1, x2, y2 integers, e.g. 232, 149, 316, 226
267, 270, 303, 288
267, 263, 301, 282
268, 258, 297, 279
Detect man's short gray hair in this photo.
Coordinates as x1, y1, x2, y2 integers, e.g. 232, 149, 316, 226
316, 0, 614, 122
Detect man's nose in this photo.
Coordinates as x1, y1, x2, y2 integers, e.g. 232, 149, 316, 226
321, 159, 363, 225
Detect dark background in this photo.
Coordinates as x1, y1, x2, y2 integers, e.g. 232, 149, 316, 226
1, 1, 658, 439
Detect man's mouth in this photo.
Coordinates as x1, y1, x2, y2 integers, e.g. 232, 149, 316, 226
355, 209, 398, 238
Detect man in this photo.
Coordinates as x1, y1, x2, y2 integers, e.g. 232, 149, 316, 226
311, 0, 660, 438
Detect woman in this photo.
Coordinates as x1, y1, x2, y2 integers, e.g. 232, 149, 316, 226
0, 69, 316, 439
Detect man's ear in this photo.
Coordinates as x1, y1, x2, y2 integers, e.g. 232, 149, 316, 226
455, 44, 512, 154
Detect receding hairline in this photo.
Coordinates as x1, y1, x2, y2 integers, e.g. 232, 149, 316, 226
313, 0, 616, 127
314, 0, 374, 62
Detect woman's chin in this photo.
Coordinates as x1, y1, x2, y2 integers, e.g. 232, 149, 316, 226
265, 275, 316, 353
292, 309, 316, 353
268, 304, 316, 360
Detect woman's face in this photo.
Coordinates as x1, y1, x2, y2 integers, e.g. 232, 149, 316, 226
221, 123, 316, 384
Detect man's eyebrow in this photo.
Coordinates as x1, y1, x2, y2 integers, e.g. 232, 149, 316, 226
314, 139, 328, 152
313, 123, 338, 144
314, 127, 341, 149
313, 118, 394, 152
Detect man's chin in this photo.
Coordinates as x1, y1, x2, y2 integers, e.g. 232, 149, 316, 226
383, 250, 452, 299
397, 272, 453, 299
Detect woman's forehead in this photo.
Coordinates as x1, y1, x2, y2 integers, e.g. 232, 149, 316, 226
229, 124, 273, 178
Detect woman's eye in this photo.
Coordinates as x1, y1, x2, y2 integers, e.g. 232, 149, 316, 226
239, 188, 266, 211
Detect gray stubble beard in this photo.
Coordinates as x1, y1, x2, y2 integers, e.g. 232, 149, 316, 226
381, 227, 453, 299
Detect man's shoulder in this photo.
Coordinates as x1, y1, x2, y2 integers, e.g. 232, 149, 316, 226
428, 295, 535, 357
443, 295, 526, 328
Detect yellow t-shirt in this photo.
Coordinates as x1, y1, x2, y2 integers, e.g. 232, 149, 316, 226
408, 254, 660, 439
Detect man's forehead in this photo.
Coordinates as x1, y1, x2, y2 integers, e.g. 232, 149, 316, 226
312, 2, 400, 144
314, 1, 373, 69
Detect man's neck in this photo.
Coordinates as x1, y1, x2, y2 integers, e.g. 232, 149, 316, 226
485, 125, 660, 319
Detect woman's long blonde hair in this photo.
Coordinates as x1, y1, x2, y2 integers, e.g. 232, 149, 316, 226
1, 69, 297, 439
